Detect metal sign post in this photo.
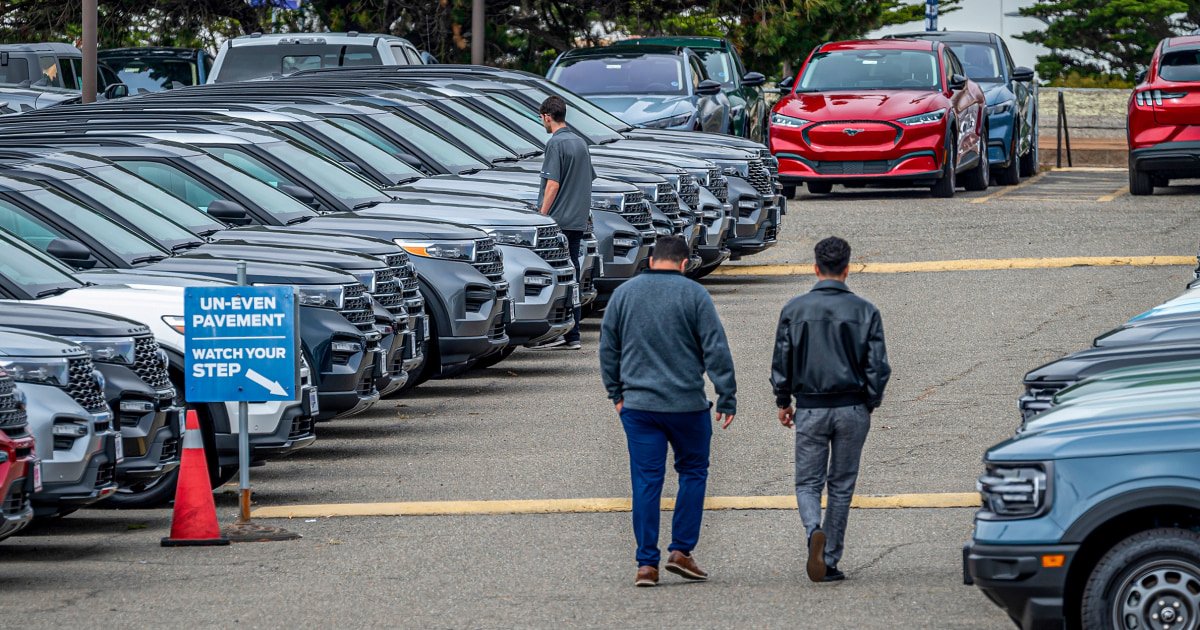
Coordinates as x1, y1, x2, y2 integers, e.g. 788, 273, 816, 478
184, 261, 300, 542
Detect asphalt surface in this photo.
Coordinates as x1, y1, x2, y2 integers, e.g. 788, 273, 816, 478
4, 169, 1198, 628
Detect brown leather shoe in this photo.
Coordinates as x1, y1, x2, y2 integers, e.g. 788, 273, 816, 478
665, 550, 709, 581
635, 565, 659, 587
807, 529, 827, 583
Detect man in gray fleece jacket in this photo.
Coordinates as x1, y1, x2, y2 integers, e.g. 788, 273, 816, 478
599, 235, 737, 588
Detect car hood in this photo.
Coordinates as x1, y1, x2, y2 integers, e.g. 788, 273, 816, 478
989, 413, 1200, 462
625, 128, 767, 152
1022, 342, 1200, 385
1023, 386, 1200, 434
0, 302, 149, 338
980, 81, 1010, 106
141, 255, 357, 286
192, 243, 386, 271
586, 95, 693, 126
358, 202, 547, 228
299, 214, 488, 241
0, 328, 86, 358
211, 228, 399, 258
777, 90, 946, 122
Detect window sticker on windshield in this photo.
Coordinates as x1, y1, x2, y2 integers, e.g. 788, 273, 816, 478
606, 64, 622, 69
671, 81, 679, 86
862, 60, 878, 65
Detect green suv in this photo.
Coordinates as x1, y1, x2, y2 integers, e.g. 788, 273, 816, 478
628, 36, 768, 143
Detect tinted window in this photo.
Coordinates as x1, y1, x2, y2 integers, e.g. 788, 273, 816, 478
0, 220, 82, 297
300, 119, 424, 182
118, 159, 225, 211
63, 58, 82, 90
353, 112, 488, 174
35, 55, 63, 88
550, 54, 686, 95
204, 142, 389, 208
407, 103, 513, 163
693, 49, 735, 86
441, 99, 541, 156
22, 188, 170, 261
0, 58, 31, 85
48, 172, 199, 244
87, 164, 222, 233
798, 50, 939, 91
490, 89, 618, 144
947, 43, 1002, 82
0, 196, 65, 252
215, 44, 382, 82
107, 57, 199, 91
1160, 50, 1200, 82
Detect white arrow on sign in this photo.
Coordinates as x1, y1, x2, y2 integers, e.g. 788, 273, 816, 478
246, 368, 288, 397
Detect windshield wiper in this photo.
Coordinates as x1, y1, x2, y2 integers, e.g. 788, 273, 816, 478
518, 151, 543, 159
35, 287, 72, 298
131, 255, 167, 264
599, 138, 620, 145
394, 175, 423, 185
172, 241, 203, 252
491, 157, 519, 165
353, 200, 383, 210
286, 216, 314, 225
458, 167, 485, 175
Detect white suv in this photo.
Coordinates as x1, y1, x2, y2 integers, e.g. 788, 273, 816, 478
209, 32, 424, 84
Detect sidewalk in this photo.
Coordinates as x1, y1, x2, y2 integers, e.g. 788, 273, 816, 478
1039, 136, 1126, 168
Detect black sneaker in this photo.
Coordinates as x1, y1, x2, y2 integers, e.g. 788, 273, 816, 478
823, 566, 845, 582
806, 528, 827, 582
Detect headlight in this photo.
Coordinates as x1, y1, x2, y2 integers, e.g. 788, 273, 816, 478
0, 357, 71, 386
590, 193, 624, 212
655, 226, 673, 236
162, 316, 185, 335
63, 336, 137, 365
896, 110, 947, 126
295, 285, 345, 309
395, 239, 476, 262
612, 237, 639, 249
353, 271, 377, 293
977, 463, 1049, 518
715, 161, 749, 178
986, 102, 1013, 116
641, 113, 691, 129
483, 227, 538, 248
770, 112, 811, 128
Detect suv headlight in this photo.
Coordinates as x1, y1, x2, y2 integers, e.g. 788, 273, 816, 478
0, 357, 70, 386
255, 283, 345, 309
770, 112, 811, 128
483, 227, 538, 248
63, 336, 137, 365
641, 113, 691, 129
353, 271, 377, 293
897, 110, 947, 126
977, 462, 1049, 518
395, 239, 477, 262
591, 193, 624, 212
986, 102, 1013, 116
714, 160, 749, 178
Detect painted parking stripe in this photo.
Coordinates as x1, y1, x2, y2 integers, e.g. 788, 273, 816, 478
712, 256, 1193, 278
970, 171, 1050, 204
250, 492, 980, 519
1097, 186, 1129, 203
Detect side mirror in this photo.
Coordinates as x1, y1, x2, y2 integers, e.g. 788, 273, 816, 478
1135, 69, 1148, 84
778, 75, 795, 92
1012, 66, 1035, 82
46, 238, 97, 270
741, 71, 766, 87
949, 73, 968, 91
279, 183, 320, 210
696, 79, 723, 96
207, 199, 253, 226
102, 83, 129, 100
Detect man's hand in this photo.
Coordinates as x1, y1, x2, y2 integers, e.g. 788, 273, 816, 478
716, 413, 735, 429
778, 406, 795, 428
615, 400, 623, 415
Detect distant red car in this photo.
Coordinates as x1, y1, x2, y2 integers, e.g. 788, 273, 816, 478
770, 39, 989, 198
1127, 35, 1200, 196
0, 367, 36, 542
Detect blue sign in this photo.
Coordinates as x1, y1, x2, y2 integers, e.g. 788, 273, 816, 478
184, 286, 299, 403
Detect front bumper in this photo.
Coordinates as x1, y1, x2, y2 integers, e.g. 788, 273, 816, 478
213, 384, 318, 464
964, 541, 1077, 630
33, 428, 120, 516
501, 244, 575, 346
411, 256, 510, 368
1130, 141, 1200, 177
98, 365, 182, 483
0, 441, 36, 539
987, 109, 1017, 165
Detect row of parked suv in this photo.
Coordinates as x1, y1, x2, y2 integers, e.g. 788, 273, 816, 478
965, 258, 1200, 628
0, 60, 783, 540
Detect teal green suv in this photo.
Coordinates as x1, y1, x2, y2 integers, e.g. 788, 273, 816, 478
966, 376, 1200, 629
627, 37, 768, 143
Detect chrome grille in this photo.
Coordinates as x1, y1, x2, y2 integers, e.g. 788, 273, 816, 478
747, 158, 774, 197
372, 265, 406, 319
386, 251, 425, 319
619, 193, 654, 242
653, 182, 679, 215
759, 150, 780, 177
473, 238, 505, 284
67, 357, 107, 414
0, 373, 28, 437
705, 168, 729, 203
678, 174, 701, 208
132, 336, 172, 391
534, 225, 572, 268
340, 283, 376, 333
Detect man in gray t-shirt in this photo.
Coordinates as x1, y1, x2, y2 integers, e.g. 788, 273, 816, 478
531, 95, 596, 350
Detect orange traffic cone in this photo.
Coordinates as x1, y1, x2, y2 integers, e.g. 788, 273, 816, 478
162, 410, 229, 547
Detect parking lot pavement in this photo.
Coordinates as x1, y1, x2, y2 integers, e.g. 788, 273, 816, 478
4, 173, 1200, 627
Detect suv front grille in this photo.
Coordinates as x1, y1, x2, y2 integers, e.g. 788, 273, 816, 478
372, 265, 406, 319
678, 174, 701, 208
759, 150, 780, 177
95, 463, 115, 488
3, 481, 27, 516
473, 238, 505, 284
159, 437, 179, 463
340, 283, 376, 333
653, 182, 679, 215
534, 225, 572, 268
0, 374, 28, 437
747, 158, 774, 197
386, 251, 425, 319
705, 168, 729, 203
289, 414, 314, 440
132, 336, 172, 391
67, 357, 108, 414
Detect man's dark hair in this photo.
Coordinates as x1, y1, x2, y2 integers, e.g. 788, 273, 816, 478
814, 236, 851, 276
652, 235, 690, 265
539, 96, 567, 123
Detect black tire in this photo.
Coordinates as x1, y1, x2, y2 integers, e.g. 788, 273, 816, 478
1081, 527, 1200, 629
1019, 119, 1039, 177
1130, 163, 1154, 196
963, 131, 990, 192
100, 467, 179, 509
806, 181, 833, 195
996, 136, 1021, 186
930, 136, 957, 198
689, 263, 720, 280
470, 346, 516, 371
782, 184, 797, 199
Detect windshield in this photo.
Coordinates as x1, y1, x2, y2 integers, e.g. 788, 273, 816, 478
9, 188, 170, 263
407, 103, 515, 163
204, 142, 390, 208
495, 87, 622, 144
0, 221, 83, 297
693, 49, 735, 86
799, 49, 940, 91
215, 44, 382, 83
550, 54, 685, 96
360, 110, 490, 174
475, 97, 550, 148
1160, 50, 1200, 82
47, 170, 201, 246
442, 98, 542, 156
298, 119, 422, 183
106, 57, 199, 92
86, 164, 223, 234
191, 153, 317, 222
946, 43, 1003, 82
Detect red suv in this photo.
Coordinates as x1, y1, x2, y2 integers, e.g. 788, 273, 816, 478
1128, 35, 1200, 196
770, 39, 988, 198
0, 367, 37, 542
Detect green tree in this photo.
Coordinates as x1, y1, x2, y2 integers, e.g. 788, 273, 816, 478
1018, 0, 1200, 83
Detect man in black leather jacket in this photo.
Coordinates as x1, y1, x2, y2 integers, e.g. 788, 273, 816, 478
771, 236, 891, 584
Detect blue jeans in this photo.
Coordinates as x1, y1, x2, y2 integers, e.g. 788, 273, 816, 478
620, 407, 712, 567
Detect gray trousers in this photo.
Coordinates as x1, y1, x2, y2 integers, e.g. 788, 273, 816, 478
794, 404, 871, 568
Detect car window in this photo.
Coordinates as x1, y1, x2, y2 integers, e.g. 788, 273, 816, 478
693, 49, 735, 87
49, 172, 199, 243
549, 54, 686, 96
118, 159, 225, 211
688, 56, 703, 90
205, 142, 389, 208
489, 88, 621, 144
0, 58, 31, 85
88, 163, 223, 233
799, 49, 939, 91
999, 40, 1016, 75
1160, 50, 1200, 82
302, 118, 425, 181
476, 96, 550, 143
0, 195, 65, 252
62, 58, 82, 90
109, 57, 198, 92
0, 222, 83, 296
215, 44, 382, 82
407, 103, 514, 163
441, 98, 541, 156
36, 55, 63, 88
21, 188, 170, 261
354, 111, 489, 174
947, 43, 1002, 82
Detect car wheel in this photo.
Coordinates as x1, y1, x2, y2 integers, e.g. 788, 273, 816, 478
1019, 134, 1039, 177
1081, 528, 1200, 629
807, 181, 833, 195
963, 131, 990, 192
930, 136, 957, 198
471, 346, 516, 371
1130, 161, 1155, 196
99, 467, 180, 509
782, 185, 797, 199
996, 136, 1021, 186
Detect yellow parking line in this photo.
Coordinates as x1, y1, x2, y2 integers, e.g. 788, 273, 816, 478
1053, 166, 1127, 173
250, 492, 980, 519
712, 255, 1193, 277
970, 171, 1049, 204
1097, 186, 1129, 203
